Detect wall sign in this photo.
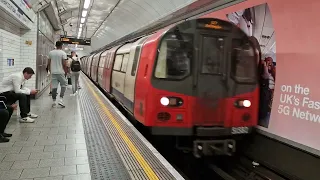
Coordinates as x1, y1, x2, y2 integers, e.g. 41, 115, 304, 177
60, 36, 91, 46
7, 58, 14, 66
0, 0, 32, 29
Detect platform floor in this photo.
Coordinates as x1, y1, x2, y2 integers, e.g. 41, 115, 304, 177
0, 74, 183, 180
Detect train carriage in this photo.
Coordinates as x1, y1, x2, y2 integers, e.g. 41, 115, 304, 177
84, 18, 259, 156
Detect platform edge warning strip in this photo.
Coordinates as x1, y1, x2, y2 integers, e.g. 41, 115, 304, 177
77, 86, 131, 179
83, 77, 160, 180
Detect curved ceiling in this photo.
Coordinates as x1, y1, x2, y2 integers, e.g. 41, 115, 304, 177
29, 0, 197, 51
91, 0, 196, 50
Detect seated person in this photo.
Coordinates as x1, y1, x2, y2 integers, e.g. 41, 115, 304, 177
0, 97, 17, 142
0, 67, 38, 123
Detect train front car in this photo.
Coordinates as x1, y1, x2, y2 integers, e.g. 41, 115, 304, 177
136, 18, 259, 157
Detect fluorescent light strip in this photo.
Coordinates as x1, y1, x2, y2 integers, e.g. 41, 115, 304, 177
81, 18, 85, 23
82, 10, 87, 17
80, 24, 83, 28
84, 0, 90, 9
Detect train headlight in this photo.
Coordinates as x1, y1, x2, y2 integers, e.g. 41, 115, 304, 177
242, 100, 251, 107
235, 99, 251, 108
160, 97, 170, 106
160, 96, 184, 107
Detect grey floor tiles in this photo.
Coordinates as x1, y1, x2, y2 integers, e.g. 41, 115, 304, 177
0, 88, 91, 179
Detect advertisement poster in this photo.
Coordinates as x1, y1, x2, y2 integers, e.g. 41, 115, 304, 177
220, 1, 320, 153
226, 3, 276, 128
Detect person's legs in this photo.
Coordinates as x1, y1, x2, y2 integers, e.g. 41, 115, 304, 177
71, 73, 76, 94
0, 91, 17, 105
1, 106, 13, 137
14, 93, 37, 122
0, 110, 10, 142
51, 74, 59, 107
57, 74, 67, 107
58, 74, 67, 98
75, 72, 80, 92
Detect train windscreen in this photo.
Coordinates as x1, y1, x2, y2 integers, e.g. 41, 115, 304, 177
231, 38, 257, 83
154, 32, 193, 80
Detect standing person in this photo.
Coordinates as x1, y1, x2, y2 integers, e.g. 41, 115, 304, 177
70, 51, 81, 96
0, 67, 38, 123
48, 41, 68, 108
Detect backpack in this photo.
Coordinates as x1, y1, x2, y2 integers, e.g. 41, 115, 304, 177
71, 60, 81, 72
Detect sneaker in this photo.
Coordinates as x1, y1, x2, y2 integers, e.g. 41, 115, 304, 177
52, 101, 57, 108
0, 135, 9, 143
20, 117, 35, 123
1, 133, 12, 137
27, 112, 38, 118
70, 92, 77, 96
58, 99, 65, 108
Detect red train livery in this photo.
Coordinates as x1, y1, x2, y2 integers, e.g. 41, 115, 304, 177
81, 18, 259, 157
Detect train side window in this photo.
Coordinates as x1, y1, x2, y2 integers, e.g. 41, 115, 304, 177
231, 39, 256, 83
99, 54, 106, 67
154, 33, 192, 80
131, 45, 142, 76
201, 36, 224, 75
113, 54, 123, 71
121, 53, 130, 72
107, 53, 113, 69
105, 53, 110, 69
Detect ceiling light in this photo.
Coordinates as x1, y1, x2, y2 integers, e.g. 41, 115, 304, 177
84, 0, 90, 9
79, 28, 82, 32
80, 24, 83, 28
82, 10, 87, 17
81, 18, 85, 23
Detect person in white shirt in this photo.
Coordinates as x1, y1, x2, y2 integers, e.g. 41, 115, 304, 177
48, 41, 68, 108
0, 67, 38, 123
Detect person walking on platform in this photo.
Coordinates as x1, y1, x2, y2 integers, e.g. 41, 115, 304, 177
70, 51, 81, 96
48, 41, 68, 108
0, 67, 38, 123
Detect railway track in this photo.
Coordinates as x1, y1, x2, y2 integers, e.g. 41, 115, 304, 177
207, 155, 288, 180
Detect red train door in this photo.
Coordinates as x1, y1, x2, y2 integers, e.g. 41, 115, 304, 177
193, 33, 229, 126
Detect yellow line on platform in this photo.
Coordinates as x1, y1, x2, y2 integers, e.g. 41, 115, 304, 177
84, 78, 159, 180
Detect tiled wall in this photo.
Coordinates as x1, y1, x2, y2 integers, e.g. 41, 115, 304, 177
0, 15, 38, 90
20, 20, 38, 90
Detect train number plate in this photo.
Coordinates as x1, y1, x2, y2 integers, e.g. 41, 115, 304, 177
231, 127, 249, 134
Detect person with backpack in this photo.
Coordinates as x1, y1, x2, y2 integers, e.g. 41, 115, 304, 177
70, 51, 81, 96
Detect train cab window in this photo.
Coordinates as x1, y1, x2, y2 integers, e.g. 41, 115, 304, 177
201, 36, 224, 75
231, 39, 256, 83
120, 53, 130, 72
113, 55, 123, 71
154, 33, 192, 80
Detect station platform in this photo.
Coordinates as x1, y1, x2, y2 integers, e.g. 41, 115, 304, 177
0, 73, 183, 180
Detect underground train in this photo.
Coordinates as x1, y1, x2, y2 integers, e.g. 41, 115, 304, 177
81, 17, 259, 157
